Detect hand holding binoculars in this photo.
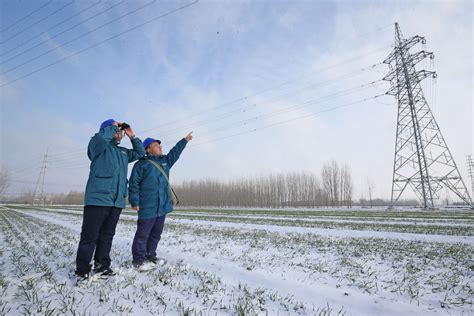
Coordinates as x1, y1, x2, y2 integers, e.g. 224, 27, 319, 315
119, 122, 130, 130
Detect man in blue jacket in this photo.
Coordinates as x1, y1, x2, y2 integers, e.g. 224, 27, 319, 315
129, 132, 192, 271
75, 119, 146, 280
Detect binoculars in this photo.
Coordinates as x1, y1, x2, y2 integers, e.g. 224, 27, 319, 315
119, 122, 130, 130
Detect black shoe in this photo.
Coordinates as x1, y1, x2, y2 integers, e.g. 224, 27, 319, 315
75, 271, 90, 282
98, 267, 116, 276
93, 264, 116, 277
93, 263, 104, 273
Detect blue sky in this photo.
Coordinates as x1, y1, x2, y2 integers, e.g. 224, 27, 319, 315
1, 0, 472, 202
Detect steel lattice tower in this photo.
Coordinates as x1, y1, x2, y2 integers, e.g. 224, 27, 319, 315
33, 149, 48, 205
468, 155, 474, 201
383, 23, 472, 209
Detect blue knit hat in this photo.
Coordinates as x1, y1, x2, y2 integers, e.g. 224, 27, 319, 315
100, 118, 116, 130
143, 137, 161, 149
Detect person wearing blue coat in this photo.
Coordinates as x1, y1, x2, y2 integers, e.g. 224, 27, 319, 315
129, 132, 193, 270
75, 119, 145, 280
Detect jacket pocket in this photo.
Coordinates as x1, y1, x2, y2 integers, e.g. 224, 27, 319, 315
92, 173, 114, 194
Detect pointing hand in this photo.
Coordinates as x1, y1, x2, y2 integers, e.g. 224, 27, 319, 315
185, 131, 193, 142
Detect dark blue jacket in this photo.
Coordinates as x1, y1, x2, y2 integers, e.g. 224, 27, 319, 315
129, 138, 187, 219
84, 125, 146, 208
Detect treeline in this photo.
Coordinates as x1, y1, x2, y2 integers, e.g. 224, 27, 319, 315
175, 160, 353, 207
2, 191, 84, 205
3, 160, 356, 207
2, 160, 422, 207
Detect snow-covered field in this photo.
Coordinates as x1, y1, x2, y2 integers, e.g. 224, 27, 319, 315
0, 205, 473, 315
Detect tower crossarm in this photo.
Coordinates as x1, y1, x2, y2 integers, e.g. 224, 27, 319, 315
383, 35, 426, 64
408, 50, 434, 66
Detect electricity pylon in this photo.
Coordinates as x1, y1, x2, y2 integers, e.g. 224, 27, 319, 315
468, 155, 474, 202
383, 23, 472, 209
33, 149, 48, 205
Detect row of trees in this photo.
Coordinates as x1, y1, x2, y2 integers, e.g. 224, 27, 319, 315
1, 190, 85, 205
2, 161, 354, 207
174, 160, 353, 207
5, 161, 415, 207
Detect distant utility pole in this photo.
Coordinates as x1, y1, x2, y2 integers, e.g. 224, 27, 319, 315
468, 155, 474, 202
384, 23, 472, 209
33, 149, 48, 205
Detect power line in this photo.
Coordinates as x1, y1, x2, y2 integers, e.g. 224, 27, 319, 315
8, 164, 42, 177
0, 0, 53, 33
45, 56, 386, 159
45, 56, 390, 157
155, 77, 382, 143
51, 160, 91, 169
9, 179, 84, 188
46, 156, 89, 164
33, 32, 393, 163
7, 31, 389, 172
44, 88, 372, 169
146, 64, 383, 139
47, 148, 91, 158
46, 151, 90, 162
1, 0, 155, 73
7, 92, 389, 182
49, 91, 390, 170
6, 73, 383, 173
2, 23, 397, 190
191, 93, 387, 146
138, 44, 392, 135
0, 1, 75, 45
189, 80, 384, 140
0, 0, 124, 63
45, 68, 382, 164
0, 0, 103, 57
55, 166, 91, 172
0, 0, 200, 87
10, 60, 386, 172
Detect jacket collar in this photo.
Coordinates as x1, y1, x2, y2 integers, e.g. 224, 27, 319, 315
145, 154, 163, 160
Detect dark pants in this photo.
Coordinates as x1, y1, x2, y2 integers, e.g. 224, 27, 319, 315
131, 215, 166, 262
75, 205, 122, 274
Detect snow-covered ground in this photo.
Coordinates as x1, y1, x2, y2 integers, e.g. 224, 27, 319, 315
0, 205, 472, 315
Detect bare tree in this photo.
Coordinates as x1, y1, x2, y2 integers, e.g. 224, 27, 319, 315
341, 164, 353, 208
321, 160, 341, 207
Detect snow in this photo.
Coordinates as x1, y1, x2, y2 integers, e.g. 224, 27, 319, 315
1, 205, 473, 315
14, 209, 474, 245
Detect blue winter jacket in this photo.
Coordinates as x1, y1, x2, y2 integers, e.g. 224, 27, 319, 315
84, 125, 146, 208
129, 138, 187, 219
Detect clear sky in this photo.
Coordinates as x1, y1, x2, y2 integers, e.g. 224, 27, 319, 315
1, 0, 472, 202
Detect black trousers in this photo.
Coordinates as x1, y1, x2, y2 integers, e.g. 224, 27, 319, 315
75, 205, 122, 274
